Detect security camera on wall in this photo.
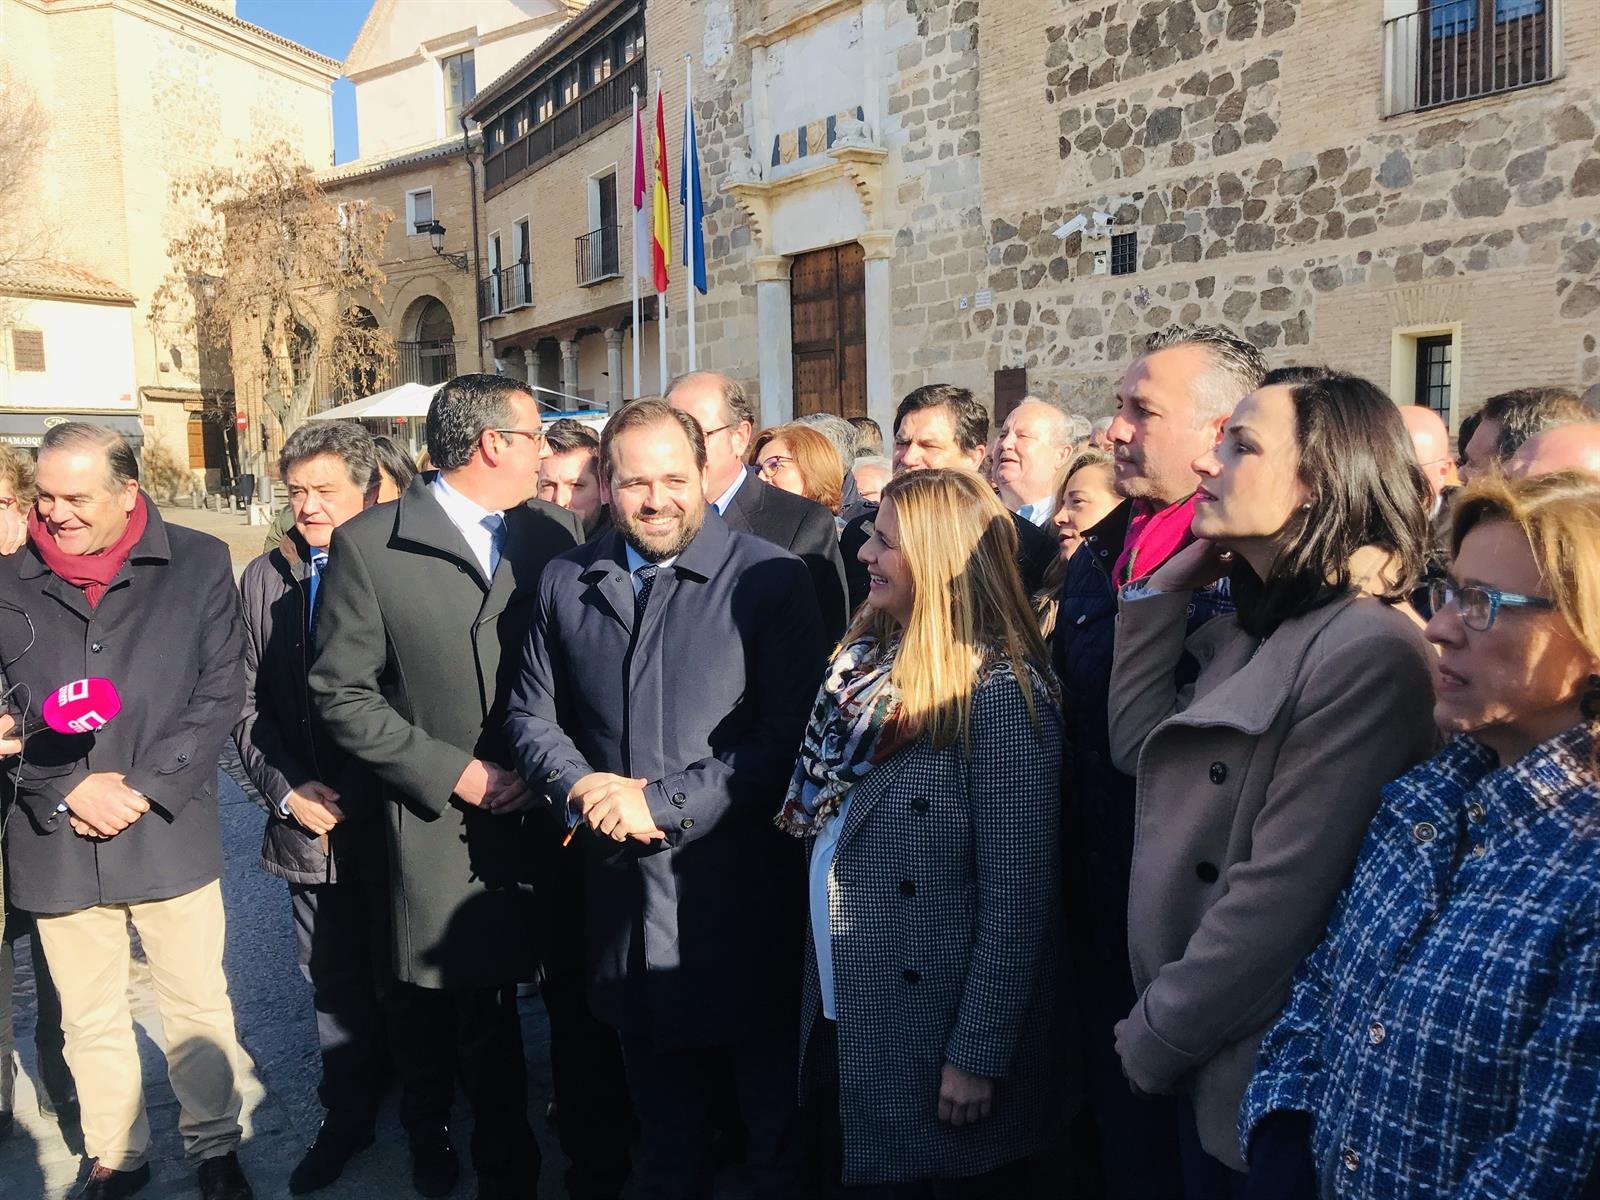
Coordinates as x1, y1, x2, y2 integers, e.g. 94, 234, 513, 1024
1054, 213, 1089, 240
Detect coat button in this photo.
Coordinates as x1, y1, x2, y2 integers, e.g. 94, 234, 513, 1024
1208, 761, 1228, 784
1411, 821, 1437, 844
546, 769, 560, 782
1466, 802, 1486, 824
671, 792, 686, 807
898, 879, 916, 897
681, 818, 694, 830
91, 642, 103, 653
177, 753, 189, 763
1368, 1021, 1386, 1045
1343, 1148, 1361, 1172
1195, 861, 1219, 884
902, 968, 920, 984
1472, 843, 1487, 858
910, 796, 929, 813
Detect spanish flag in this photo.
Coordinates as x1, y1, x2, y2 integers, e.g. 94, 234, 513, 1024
652, 89, 671, 295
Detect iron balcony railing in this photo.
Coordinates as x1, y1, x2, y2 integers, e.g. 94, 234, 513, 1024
479, 261, 533, 319
1382, 0, 1558, 116
576, 225, 621, 287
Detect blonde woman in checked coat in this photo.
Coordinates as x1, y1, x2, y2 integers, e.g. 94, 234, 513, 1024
781, 468, 1071, 1196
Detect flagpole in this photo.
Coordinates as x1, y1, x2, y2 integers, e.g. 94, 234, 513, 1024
683, 54, 697, 372
655, 66, 668, 394
629, 84, 641, 403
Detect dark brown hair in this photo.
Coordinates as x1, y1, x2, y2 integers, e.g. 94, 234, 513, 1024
599, 399, 707, 481
1231, 368, 1430, 637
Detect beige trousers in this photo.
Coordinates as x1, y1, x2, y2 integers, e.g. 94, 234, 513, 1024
34, 880, 244, 1170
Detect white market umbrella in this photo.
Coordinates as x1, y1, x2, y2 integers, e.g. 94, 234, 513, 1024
307, 381, 442, 421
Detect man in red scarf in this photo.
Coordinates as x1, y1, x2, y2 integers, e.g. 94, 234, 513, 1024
0, 423, 248, 1200
1052, 326, 1266, 1198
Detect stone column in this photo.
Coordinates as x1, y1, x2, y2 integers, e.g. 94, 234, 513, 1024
858, 231, 896, 437
754, 254, 793, 428
559, 337, 580, 405
500, 345, 529, 382
603, 328, 626, 411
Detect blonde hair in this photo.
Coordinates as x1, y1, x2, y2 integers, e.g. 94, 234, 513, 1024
748, 424, 845, 513
1452, 470, 1600, 668
845, 468, 1053, 749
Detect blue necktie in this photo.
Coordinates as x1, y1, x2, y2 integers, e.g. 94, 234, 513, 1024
482, 513, 507, 576
634, 563, 659, 621
308, 551, 329, 637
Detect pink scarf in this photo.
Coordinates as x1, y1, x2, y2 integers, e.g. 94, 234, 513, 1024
1112, 493, 1200, 586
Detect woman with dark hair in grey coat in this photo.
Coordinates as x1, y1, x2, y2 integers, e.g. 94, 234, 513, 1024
784, 468, 1068, 1197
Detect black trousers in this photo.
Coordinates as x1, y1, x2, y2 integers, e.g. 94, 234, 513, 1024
541, 963, 633, 1198
620, 1029, 801, 1200
1, 911, 74, 1117
389, 981, 539, 1191
288, 882, 388, 1134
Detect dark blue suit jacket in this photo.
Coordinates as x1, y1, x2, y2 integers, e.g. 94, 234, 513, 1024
505, 511, 824, 1046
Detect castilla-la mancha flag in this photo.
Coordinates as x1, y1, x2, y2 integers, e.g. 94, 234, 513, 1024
651, 90, 671, 295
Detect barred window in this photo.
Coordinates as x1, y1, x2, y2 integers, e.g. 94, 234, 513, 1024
1110, 232, 1138, 277
11, 329, 44, 372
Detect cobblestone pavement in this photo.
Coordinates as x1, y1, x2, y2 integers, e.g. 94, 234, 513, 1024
156, 502, 278, 579
0, 758, 628, 1200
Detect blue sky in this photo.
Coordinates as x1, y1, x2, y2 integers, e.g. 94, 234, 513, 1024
237, 0, 370, 163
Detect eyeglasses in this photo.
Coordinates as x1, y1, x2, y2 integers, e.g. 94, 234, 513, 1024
1427, 579, 1554, 631
494, 428, 546, 448
0, 497, 16, 510
700, 424, 732, 439
755, 455, 796, 476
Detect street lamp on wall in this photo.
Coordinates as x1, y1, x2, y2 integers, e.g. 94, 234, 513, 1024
426, 221, 470, 272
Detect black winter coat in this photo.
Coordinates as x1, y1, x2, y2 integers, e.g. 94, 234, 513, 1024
308, 476, 581, 989
0, 501, 244, 914
233, 531, 379, 887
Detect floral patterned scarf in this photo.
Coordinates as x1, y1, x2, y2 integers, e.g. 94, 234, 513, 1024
777, 635, 913, 837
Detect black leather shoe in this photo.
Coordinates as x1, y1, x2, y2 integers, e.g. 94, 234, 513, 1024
410, 1128, 459, 1198
288, 1123, 375, 1195
0, 1109, 12, 1141
73, 1162, 151, 1200
197, 1152, 253, 1200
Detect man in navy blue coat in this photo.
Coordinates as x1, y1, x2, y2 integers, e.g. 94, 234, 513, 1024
505, 399, 824, 1200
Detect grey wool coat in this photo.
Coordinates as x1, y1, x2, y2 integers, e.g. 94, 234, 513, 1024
799, 661, 1072, 1186
1108, 588, 1436, 1170
308, 476, 581, 989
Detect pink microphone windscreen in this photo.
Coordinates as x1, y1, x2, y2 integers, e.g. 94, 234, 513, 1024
42, 678, 122, 735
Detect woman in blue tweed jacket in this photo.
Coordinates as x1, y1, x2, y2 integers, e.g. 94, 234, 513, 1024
781, 468, 1067, 1195
1243, 471, 1600, 1199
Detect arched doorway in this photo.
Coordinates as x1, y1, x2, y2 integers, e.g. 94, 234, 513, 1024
408, 298, 457, 385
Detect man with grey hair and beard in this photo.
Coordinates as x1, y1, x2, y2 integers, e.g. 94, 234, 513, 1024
506, 399, 824, 1200
309, 374, 581, 1199
1052, 325, 1266, 1199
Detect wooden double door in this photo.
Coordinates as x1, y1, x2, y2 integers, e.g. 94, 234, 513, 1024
791, 243, 867, 419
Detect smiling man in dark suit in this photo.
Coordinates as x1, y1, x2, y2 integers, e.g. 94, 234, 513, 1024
309, 374, 581, 1200
505, 399, 824, 1200
666, 371, 848, 641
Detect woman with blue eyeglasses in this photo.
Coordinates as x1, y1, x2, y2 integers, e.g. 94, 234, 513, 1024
1243, 469, 1600, 1199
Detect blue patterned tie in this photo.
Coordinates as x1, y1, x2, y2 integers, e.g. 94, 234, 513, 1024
634, 562, 659, 620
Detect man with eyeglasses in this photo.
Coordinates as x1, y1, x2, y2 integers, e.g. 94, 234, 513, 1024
308, 374, 581, 1200
665, 372, 847, 640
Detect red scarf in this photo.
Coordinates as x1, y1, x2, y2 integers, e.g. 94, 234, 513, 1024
1112, 493, 1200, 586
28, 493, 149, 608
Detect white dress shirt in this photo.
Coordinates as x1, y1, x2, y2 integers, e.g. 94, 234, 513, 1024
710, 466, 748, 516
1015, 496, 1057, 527
429, 474, 506, 578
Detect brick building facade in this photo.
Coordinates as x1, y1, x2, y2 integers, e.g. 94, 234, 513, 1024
497, 0, 1596, 432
